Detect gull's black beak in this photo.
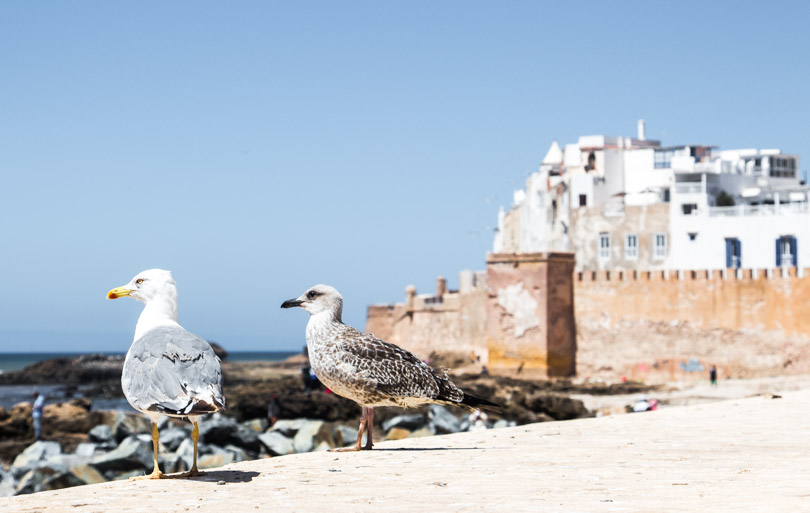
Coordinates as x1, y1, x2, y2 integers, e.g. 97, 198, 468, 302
281, 299, 304, 309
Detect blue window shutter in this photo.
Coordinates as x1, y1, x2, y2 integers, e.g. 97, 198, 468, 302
725, 239, 732, 268
776, 238, 782, 266
735, 239, 742, 268
791, 237, 798, 266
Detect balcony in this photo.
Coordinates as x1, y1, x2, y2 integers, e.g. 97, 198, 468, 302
708, 202, 809, 217
675, 183, 703, 194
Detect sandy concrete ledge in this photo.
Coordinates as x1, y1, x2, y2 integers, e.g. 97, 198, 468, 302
3, 389, 809, 513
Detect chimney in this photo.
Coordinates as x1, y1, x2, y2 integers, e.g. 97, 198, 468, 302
405, 285, 416, 308
637, 119, 646, 141
436, 276, 447, 298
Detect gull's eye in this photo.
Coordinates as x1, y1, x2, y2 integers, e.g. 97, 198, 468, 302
135, 278, 144, 285
306, 290, 317, 300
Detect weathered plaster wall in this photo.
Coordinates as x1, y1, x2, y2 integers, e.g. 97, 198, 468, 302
365, 285, 489, 361
486, 252, 576, 377
575, 267, 810, 336
570, 203, 670, 271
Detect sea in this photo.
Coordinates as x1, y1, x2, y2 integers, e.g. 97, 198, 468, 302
0, 351, 297, 411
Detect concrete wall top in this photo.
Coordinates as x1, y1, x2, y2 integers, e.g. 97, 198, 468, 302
487, 251, 576, 264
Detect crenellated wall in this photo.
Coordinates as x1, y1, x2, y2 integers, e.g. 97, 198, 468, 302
574, 267, 810, 336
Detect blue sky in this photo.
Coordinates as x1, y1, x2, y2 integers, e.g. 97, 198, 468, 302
1, 1, 808, 352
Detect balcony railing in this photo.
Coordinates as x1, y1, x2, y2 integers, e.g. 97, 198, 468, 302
707, 202, 809, 217
675, 183, 703, 194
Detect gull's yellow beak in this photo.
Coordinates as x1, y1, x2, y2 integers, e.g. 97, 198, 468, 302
107, 287, 132, 300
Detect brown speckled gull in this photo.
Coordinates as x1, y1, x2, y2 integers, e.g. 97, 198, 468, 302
282, 284, 499, 451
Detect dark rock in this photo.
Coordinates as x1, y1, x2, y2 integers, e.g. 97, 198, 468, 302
198, 413, 261, 452
90, 435, 153, 473
382, 414, 425, 433
88, 424, 114, 444
526, 393, 591, 421
159, 427, 189, 452
428, 405, 461, 434
111, 412, 151, 443
208, 341, 228, 361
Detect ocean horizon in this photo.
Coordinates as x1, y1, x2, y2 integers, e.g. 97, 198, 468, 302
0, 350, 299, 374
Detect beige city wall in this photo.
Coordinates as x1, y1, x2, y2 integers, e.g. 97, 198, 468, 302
575, 267, 810, 336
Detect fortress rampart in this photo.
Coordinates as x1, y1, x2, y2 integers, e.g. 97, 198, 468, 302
575, 267, 810, 336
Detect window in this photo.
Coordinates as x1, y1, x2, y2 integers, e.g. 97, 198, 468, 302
725, 238, 741, 268
598, 233, 610, 261
681, 203, 698, 215
625, 234, 638, 260
579, 194, 587, 207
653, 233, 667, 260
770, 156, 797, 178
776, 236, 798, 267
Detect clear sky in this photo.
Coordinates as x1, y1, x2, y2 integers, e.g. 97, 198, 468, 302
1, 1, 808, 353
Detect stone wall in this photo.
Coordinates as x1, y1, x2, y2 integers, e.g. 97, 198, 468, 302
366, 254, 578, 378
486, 252, 576, 377
574, 267, 810, 336
365, 274, 490, 363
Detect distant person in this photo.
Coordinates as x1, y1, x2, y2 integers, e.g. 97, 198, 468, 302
709, 365, 718, 387
517, 361, 525, 375
267, 394, 281, 428
480, 365, 489, 376
32, 390, 45, 440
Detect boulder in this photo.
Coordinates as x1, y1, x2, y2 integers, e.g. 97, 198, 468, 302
526, 393, 591, 421
197, 452, 234, 470
175, 439, 227, 470
12, 440, 62, 469
198, 413, 237, 446
43, 399, 95, 434
385, 427, 411, 440
333, 425, 359, 447
409, 427, 433, 438
0, 403, 33, 440
111, 412, 151, 443
428, 405, 461, 434
16, 468, 53, 495
242, 418, 268, 433
159, 427, 189, 452
73, 442, 99, 458
90, 435, 153, 473
41, 464, 106, 491
258, 431, 294, 457
293, 420, 334, 453
198, 413, 261, 453
382, 414, 425, 433
0, 467, 16, 498
159, 452, 184, 474
88, 424, 114, 444
493, 419, 510, 429
270, 418, 308, 437
224, 444, 248, 463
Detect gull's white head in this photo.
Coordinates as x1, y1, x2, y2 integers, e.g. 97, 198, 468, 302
281, 284, 343, 320
107, 269, 178, 305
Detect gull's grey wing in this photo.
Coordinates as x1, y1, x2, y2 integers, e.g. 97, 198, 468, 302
336, 325, 463, 403
122, 326, 225, 416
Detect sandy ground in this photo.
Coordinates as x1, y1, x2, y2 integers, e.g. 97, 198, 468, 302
3, 381, 810, 512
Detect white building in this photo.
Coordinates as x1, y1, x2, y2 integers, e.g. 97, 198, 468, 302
494, 121, 808, 271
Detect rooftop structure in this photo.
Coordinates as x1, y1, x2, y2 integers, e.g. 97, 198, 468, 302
494, 121, 808, 271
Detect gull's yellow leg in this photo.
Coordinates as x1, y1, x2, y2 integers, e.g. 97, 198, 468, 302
174, 421, 202, 478
130, 422, 167, 480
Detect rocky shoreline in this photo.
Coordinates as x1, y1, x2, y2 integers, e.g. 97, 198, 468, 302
0, 354, 656, 497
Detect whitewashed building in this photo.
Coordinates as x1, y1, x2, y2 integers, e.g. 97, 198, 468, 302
494, 121, 808, 271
